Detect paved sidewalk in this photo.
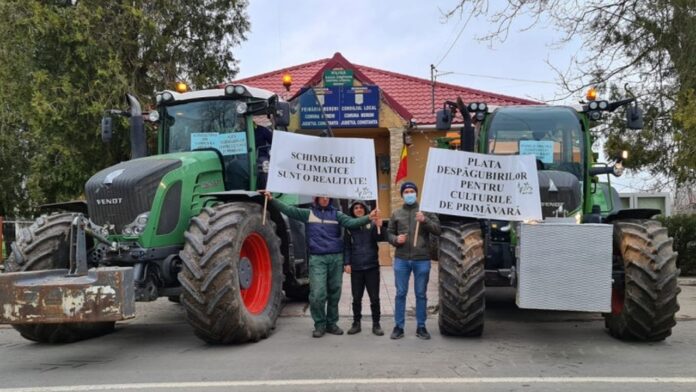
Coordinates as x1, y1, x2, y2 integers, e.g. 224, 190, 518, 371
281, 264, 439, 318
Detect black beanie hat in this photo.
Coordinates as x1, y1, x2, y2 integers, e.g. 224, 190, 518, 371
400, 181, 418, 195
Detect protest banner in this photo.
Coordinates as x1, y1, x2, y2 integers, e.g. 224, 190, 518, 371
420, 148, 542, 221
266, 131, 378, 201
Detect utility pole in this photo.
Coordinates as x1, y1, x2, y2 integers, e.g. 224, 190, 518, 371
431, 64, 436, 114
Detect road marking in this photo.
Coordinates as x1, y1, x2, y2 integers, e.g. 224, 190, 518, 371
3, 377, 696, 391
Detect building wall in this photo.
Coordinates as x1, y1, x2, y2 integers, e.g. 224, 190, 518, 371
399, 130, 447, 204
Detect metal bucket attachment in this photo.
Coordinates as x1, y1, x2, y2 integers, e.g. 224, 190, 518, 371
0, 267, 135, 324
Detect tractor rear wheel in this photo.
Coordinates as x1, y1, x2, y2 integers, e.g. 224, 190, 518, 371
179, 202, 283, 344
604, 219, 680, 341
438, 221, 486, 337
4, 213, 115, 343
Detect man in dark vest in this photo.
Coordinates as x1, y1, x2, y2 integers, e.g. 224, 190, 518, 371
264, 192, 378, 337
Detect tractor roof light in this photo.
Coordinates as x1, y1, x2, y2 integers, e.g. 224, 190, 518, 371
282, 73, 293, 91
598, 100, 609, 110
235, 102, 248, 114
621, 150, 629, 160
161, 92, 174, 102
175, 81, 188, 93
147, 111, 160, 122
155, 94, 163, 104
224, 84, 248, 97
589, 111, 602, 121
588, 101, 599, 110
468, 102, 479, 111
586, 87, 598, 101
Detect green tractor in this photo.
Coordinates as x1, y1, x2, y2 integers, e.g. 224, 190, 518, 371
434, 93, 680, 341
0, 84, 312, 344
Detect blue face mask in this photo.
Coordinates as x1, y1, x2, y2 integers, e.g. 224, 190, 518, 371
403, 193, 417, 205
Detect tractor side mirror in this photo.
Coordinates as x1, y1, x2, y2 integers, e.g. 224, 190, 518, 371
436, 109, 452, 130
626, 104, 643, 129
275, 102, 290, 127
101, 116, 113, 143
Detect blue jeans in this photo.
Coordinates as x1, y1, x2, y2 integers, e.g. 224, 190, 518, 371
393, 257, 431, 329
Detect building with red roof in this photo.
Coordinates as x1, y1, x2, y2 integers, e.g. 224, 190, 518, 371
232, 52, 537, 218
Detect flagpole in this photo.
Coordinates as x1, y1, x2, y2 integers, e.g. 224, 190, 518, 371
262, 193, 269, 225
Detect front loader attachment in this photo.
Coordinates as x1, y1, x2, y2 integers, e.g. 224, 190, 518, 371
0, 267, 135, 324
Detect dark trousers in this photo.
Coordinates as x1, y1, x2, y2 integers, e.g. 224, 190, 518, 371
350, 267, 381, 324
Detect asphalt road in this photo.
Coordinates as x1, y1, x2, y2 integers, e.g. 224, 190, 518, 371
0, 287, 695, 392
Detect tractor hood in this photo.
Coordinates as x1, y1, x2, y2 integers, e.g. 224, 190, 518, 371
85, 157, 181, 232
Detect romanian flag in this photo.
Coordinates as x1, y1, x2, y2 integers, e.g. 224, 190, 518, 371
394, 145, 408, 184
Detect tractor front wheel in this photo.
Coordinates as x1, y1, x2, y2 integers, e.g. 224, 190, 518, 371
604, 219, 680, 341
438, 221, 486, 337
179, 202, 283, 344
4, 213, 115, 343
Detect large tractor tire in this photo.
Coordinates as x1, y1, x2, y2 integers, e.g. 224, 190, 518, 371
438, 221, 486, 337
4, 213, 115, 343
179, 202, 283, 344
604, 219, 680, 341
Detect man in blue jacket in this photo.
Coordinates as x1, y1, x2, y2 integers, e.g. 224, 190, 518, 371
264, 192, 378, 338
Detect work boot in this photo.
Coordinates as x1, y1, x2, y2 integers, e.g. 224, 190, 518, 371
416, 326, 431, 340
372, 323, 384, 336
347, 322, 361, 335
312, 327, 325, 338
326, 325, 344, 335
390, 327, 404, 340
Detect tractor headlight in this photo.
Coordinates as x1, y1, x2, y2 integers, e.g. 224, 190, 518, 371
122, 212, 150, 236
236, 102, 248, 114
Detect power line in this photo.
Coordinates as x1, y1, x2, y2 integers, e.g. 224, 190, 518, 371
434, 11, 474, 68
440, 71, 557, 85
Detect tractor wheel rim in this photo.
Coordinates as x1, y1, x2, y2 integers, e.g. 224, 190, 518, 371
611, 287, 625, 315
239, 232, 272, 314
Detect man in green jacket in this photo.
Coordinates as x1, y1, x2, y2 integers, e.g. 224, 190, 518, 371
263, 192, 378, 337
387, 181, 441, 340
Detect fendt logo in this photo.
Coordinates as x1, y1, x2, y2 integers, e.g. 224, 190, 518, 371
96, 198, 123, 205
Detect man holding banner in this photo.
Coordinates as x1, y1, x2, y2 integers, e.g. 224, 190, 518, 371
265, 193, 377, 338
387, 181, 441, 340
265, 131, 380, 338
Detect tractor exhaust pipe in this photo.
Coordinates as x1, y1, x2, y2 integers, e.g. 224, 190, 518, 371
126, 94, 147, 159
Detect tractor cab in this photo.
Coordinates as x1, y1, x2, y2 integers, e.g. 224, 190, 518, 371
484, 106, 585, 218
155, 84, 289, 191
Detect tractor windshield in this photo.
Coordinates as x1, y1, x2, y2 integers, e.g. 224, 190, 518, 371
486, 106, 584, 179
161, 99, 250, 190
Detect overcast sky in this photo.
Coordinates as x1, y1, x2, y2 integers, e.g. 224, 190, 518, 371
234, 0, 588, 103
233, 0, 651, 192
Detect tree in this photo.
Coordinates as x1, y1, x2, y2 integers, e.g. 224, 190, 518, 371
0, 0, 250, 216
445, 0, 696, 188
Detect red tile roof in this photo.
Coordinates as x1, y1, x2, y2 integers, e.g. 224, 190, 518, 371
232, 52, 539, 126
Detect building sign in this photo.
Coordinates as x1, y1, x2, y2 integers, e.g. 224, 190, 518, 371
420, 148, 542, 221
299, 85, 380, 129
324, 69, 353, 87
